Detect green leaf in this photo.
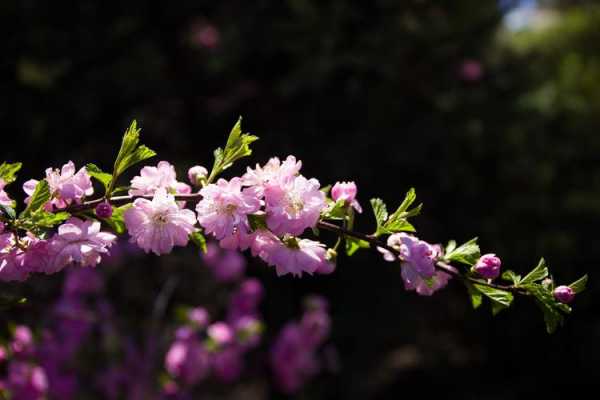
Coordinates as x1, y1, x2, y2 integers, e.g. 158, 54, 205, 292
491, 300, 508, 316
444, 238, 480, 266
29, 211, 70, 228
248, 214, 267, 231
0, 204, 16, 219
569, 274, 588, 294
208, 117, 259, 182
520, 258, 549, 285
0, 162, 23, 184
370, 198, 388, 236
525, 283, 565, 334
501, 270, 522, 286
321, 200, 348, 220
21, 180, 50, 217
374, 188, 423, 235
190, 231, 207, 253
86, 163, 113, 192
345, 237, 370, 256
111, 120, 156, 192
102, 204, 131, 235
445, 240, 457, 254
465, 282, 483, 309
473, 283, 514, 308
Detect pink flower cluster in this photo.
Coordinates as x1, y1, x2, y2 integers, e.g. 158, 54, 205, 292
163, 278, 264, 394
193, 156, 343, 277
270, 295, 332, 394
0, 217, 116, 282
24, 161, 93, 210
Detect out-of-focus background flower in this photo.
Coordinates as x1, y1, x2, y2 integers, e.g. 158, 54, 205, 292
0, 0, 597, 397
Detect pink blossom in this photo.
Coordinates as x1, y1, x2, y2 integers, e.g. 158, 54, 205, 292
228, 278, 264, 323
201, 243, 246, 282
459, 59, 483, 82
212, 347, 243, 383
129, 161, 191, 197
331, 181, 362, 213
242, 156, 302, 189
187, 307, 210, 328
196, 178, 261, 240
400, 265, 454, 296
11, 326, 34, 357
124, 189, 197, 255
261, 237, 333, 278
378, 233, 437, 278
47, 217, 116, 273
24, 161, 93, 210
6, 361, 48, 400
165, 338, 209, 386
0, 179, 13, 207
270, 323, 319, 394
207, 322, 234, 346
264, 175, 325, 236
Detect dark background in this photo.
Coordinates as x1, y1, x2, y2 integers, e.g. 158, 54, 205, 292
1, 0, 598, 397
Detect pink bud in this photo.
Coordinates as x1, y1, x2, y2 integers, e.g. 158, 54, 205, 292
553, 285, 575, 304
331, 181, 362, 213
188, 307, 209, 328
188, 166, 208, 186
331, 181, 357, 203
207, 322, 234, 346
95, 201, 113, 218
473, 253, 501, 279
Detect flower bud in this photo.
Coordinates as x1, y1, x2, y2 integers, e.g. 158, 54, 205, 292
331, 181, 363, 213
553, 285, 575, 304
95, 201, 113, 219
473, 253, 501, 279
207, 322, 234, 346
188, 307, 210, 328
188, 166, 208, 187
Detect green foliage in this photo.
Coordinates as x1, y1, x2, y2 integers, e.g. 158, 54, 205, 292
465, 282, 483, 309
110, 120, 156, 194
21, 180, 50, 217
524, 283, 571, 334
248, 213, 268, 231
520, 258, 549, 285
86, 163, 113, 194
28, 210, 70, 229
0, 204, 16, 220
473, 283, 514, 315
569, 274, 588, 294
208, 117, 259, 183
189, 231, 208, 253
321, 199, 348, 220
444, 238, 480, 266
370, 190, 421, 237
501, 270, 522, 286
0, 162, 23, 184
345, 237, 370, 256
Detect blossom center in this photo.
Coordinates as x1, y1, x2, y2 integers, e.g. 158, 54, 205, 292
153, 212, 170, 225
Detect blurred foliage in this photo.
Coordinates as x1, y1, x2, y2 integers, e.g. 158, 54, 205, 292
0, 0, 598, 398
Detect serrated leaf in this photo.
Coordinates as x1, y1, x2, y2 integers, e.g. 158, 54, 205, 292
501, 270, 522, 286
0, 162, 23, 184
520, 258, 549, 285
569, 275, 588, 294
21, 180, 50, 217
465, 282, 483, 309
0, 204, 16, 219
383, 219, 416, 233
445, 240, 457, 254
345, 237, 370, 256
473, 284, 514, 307
86, 163, 113, 192
208, 117, 259, 182
321, 200, 348, 220
524, 283, 567, 334
110, 121, 156, 193
29, 211, 70, 228
189, 231, 207, 253
370, 198, 388, 236
444, 238, 480, 266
